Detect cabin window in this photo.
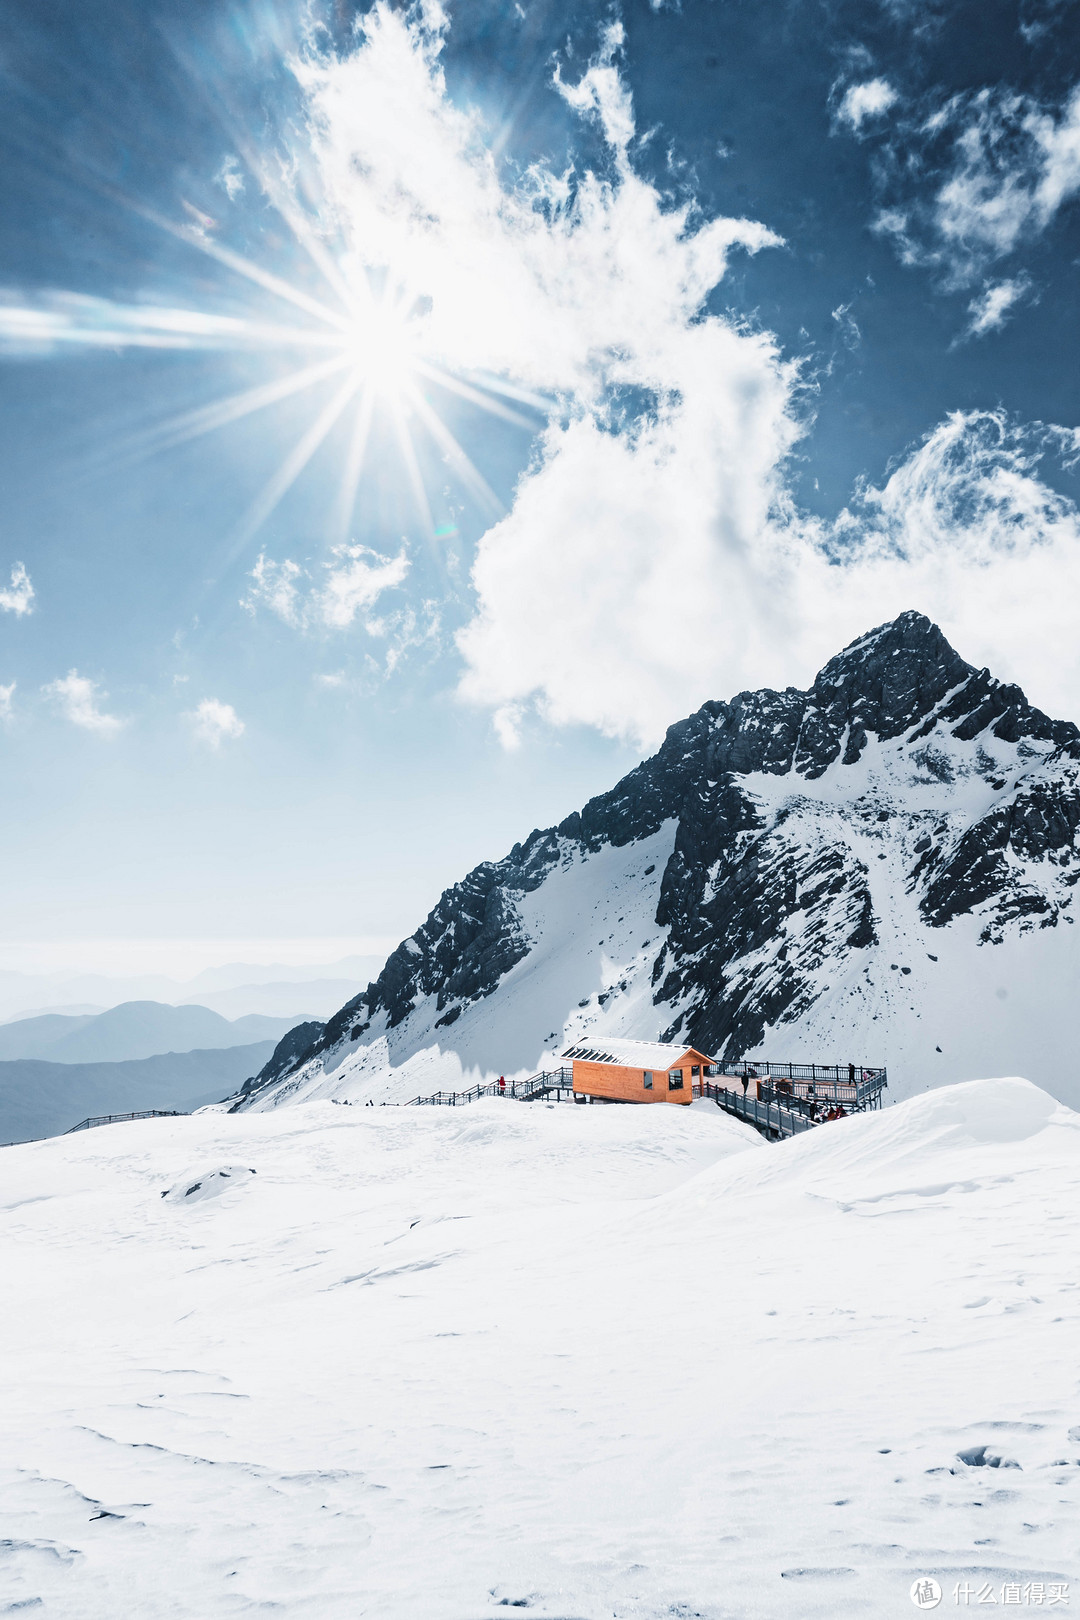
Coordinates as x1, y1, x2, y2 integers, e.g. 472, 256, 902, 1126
643, 1071, 653, 1089
668, 1070, 684, 1090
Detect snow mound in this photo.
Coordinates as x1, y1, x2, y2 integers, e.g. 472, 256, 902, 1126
686, 1076, 1071, 1209
160, 1164, 257, 1204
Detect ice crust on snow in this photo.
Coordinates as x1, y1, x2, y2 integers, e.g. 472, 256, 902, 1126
2, 1078, 1078, 1617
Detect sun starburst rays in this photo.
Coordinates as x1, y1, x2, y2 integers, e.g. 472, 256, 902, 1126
229, 367, 364, 554
8, 173, 552, 561
133, 193, 550, 549
331, 387, 377, 549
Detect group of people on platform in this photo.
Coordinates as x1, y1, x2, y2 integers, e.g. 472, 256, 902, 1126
751, 1078, 852, 1123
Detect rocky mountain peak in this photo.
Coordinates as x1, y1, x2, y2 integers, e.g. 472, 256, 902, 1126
238, 614, 1080, 1111
696, 610, 1077, 785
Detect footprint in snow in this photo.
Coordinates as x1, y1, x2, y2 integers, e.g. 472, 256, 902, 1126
956, 1445, 1021, 1469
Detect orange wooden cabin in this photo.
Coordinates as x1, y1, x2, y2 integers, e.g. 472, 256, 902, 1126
561, 1037, 719, 1105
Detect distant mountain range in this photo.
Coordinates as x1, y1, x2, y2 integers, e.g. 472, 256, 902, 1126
181, 979, 368, 1021
0, 1001, 308, 1065
237, 612, 1080, 1114
0, 956, 387, 1023
0, 1040, 277, 1144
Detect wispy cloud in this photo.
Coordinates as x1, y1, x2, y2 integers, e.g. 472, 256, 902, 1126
553, 22, 636, 159
43, 671, 125, 736
368, 600, 441, 676
831, 301, 862, 351
871, 83, 1080, 288
244, 544, 410, 631
0, 682, 15, 722
320, 547, 411, 630
0, 563, 34, 616
835, 78, 899, 133
188, 698, 245, 748
1020, 0, 1074, 44
216, 154, 245, 202
961, 274, 1033, 340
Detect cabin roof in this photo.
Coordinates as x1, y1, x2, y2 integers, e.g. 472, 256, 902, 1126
561, 1037, 714, 1070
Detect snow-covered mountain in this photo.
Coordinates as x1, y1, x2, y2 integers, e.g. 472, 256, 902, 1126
239, 612, 1080, 1112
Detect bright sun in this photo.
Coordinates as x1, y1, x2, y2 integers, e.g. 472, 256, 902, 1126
49, 203, 550, 555
340, 295, 419, 397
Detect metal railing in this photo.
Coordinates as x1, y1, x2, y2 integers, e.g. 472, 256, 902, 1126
406, 1059, 886, 1122
700, 1082, 820, 1138
405, 1067, 576, 1107
727, 1060, 887, 1109
65, 1109, 188, 1133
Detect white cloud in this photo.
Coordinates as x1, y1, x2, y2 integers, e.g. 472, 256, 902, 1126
0, 682, 14, 722
293, 11, 791, 743
216, 154, 245, 201
836, 78, 899, 132
457, 344, 801, 743
874, 83, 1080, 287
244, 544, 409, 631
791, 411, 1080, 722
463, 402, 1080, 744
553, 22, 636, 159
43, 671, 124, 736
962, 274, 1033, 339
1020, 0, 1073, 44
1033, 84, 1080, 222
244, 553, 305, 625
0, 562, 34, 616
296, 8, 781, 405
188, 698, 245, 748
492, 701, 526, 751
368, 600, 441, 675
292, 10, 1080, 744
320, 546, 411, 629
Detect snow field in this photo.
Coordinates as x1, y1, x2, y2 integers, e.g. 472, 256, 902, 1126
1, 1079, 1078, 1618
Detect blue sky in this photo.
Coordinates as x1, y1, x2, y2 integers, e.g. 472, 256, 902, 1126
1, 0, 1078, 971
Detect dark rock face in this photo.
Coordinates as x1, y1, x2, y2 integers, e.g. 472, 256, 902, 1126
232, 1021, 324, 1107
242, 612, 1080, 1099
